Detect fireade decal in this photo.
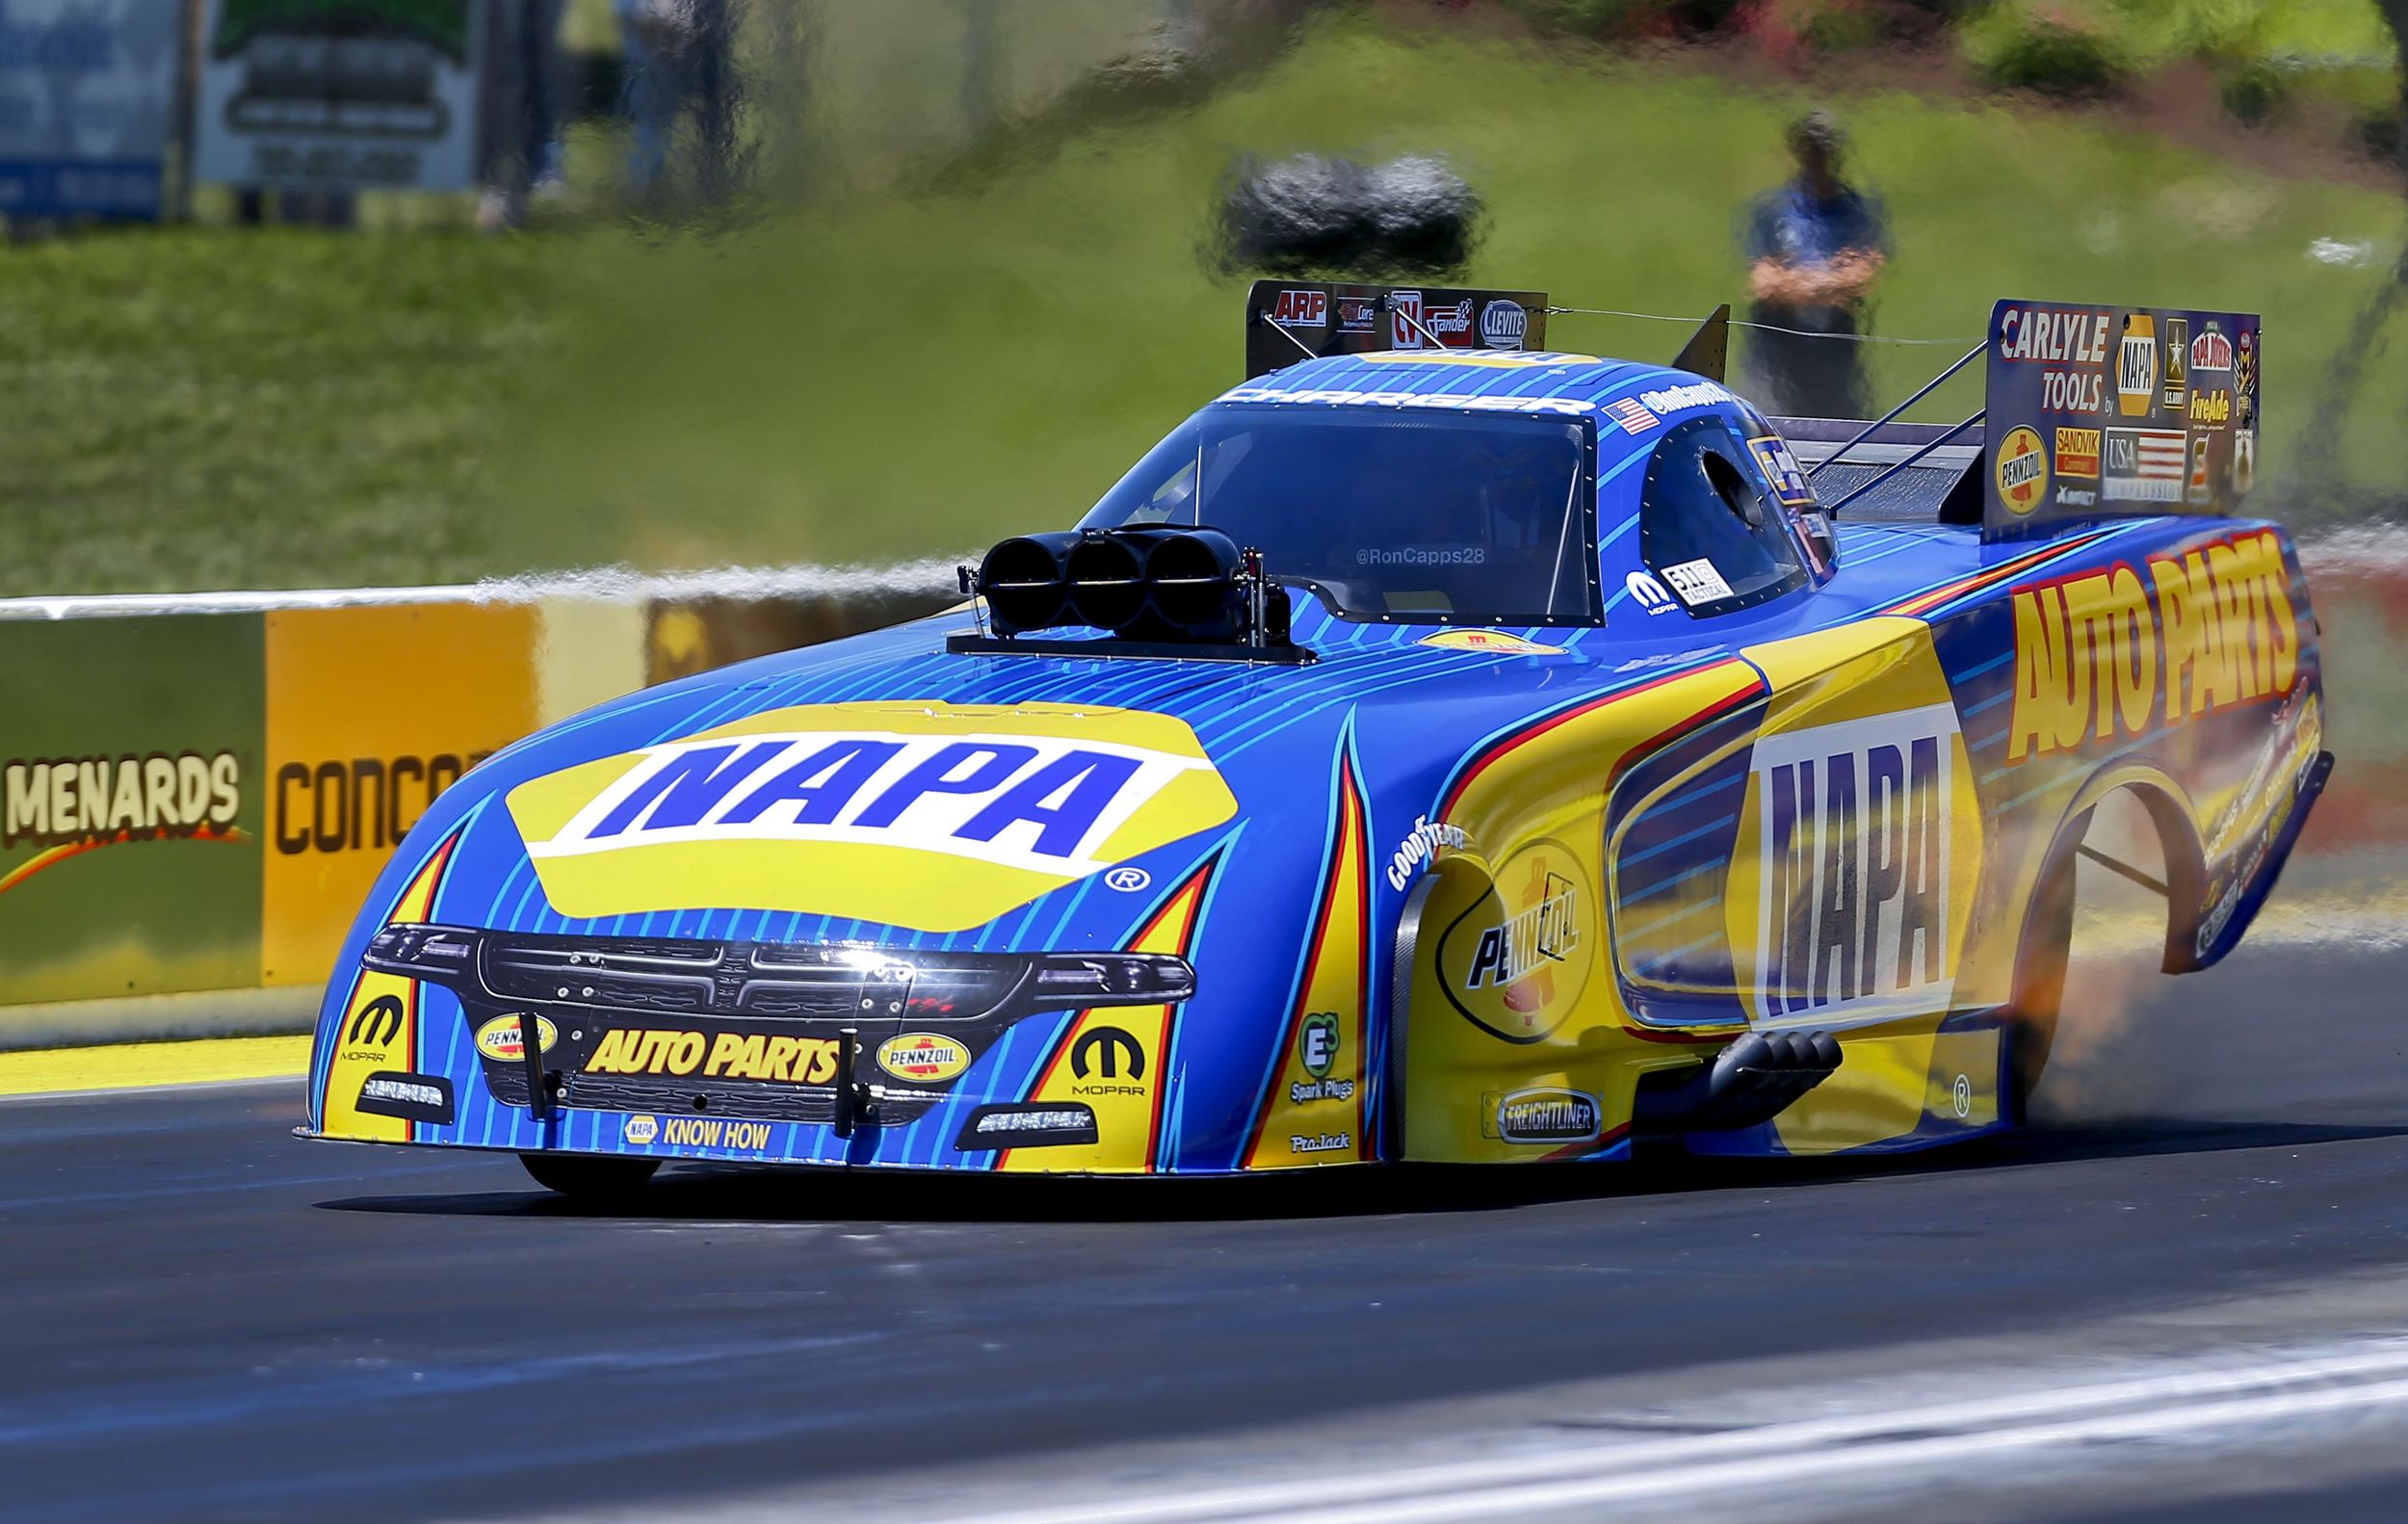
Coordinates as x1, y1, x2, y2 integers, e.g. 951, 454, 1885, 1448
507, 702, 1238, 933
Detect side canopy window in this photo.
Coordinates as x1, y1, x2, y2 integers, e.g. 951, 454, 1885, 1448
1638, 414, 1810, 616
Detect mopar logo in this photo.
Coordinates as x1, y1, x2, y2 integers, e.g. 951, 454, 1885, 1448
1071, 1027, 1143, 1082
346, 993, 405, 1047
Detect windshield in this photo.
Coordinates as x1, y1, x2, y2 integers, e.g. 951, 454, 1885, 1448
1079, 406, 1598, 624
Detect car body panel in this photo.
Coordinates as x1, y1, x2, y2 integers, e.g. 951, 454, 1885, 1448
303, 346, 2326, 1176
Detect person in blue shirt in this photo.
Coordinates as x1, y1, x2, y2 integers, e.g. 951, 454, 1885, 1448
1740, 111, 1891, 419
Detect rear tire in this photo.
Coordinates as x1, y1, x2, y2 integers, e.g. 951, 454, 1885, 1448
2008, 837, 2081, 1117
518, 1153, 661, 1201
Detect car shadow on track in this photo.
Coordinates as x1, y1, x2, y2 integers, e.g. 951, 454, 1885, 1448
311, 1117, 2408, 1225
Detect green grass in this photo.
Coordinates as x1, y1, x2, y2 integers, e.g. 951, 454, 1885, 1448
4, 12, 2405, 597
0, 227, 558, 595
484, 14, 2408, 574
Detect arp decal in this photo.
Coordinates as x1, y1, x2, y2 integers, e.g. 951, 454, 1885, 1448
1436, 837, 1599, 1043
506, 702, 1238, 933
2008, 531, 2298, 762
317, 833, 457, 1142
1744, 705, 1963, 1027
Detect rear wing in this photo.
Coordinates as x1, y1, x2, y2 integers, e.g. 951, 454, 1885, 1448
1779, 298, 2262, 541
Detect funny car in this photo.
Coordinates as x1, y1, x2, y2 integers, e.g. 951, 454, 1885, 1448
303, 281, 2325, 1195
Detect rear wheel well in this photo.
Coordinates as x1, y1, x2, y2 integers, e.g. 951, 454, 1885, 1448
2007, 782, 2203, 1117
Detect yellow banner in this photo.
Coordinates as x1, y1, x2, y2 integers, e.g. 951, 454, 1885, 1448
262, 604, 538, 987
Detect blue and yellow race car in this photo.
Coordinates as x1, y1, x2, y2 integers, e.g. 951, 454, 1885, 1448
303, 283, 2324, 1196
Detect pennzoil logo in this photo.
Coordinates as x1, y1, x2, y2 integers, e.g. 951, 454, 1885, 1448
1995, 426, 2049, 516
2008, 531, 2298, 761
475, 1015, 557, 1062
1434, 838, 1598, 1042
506, 703, 1238, 933
1751, 706, 1960, 1025
877, 1033, 971, 1084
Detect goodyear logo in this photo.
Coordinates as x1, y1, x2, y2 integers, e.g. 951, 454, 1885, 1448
2009, 531, 2297, 762
507, 702, 1239, 933
588, 1028, 843, 1084
877, 1032, 971, 1084
1752, 705, 1960, 1025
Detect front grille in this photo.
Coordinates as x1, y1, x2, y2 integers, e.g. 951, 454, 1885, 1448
557, 1071, 841, 1124
480, 933, 1027, 1024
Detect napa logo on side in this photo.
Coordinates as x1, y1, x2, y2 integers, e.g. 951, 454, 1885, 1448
1736, 702, 1979, 1029
506, 701, 1240, 933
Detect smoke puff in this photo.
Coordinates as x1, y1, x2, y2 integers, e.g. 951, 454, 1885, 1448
1213, 152, 1482, 279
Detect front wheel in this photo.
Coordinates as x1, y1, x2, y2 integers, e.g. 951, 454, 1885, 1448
518, 1153, 661, 1201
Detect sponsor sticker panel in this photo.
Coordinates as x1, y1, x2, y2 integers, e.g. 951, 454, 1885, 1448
1241, 280, 1549, 379
1984, 300, 2259, 532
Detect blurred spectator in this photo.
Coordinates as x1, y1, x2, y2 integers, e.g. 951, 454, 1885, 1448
480, 0, 571, 229
617, 0, 738, 199
1739, 110, 1890, 419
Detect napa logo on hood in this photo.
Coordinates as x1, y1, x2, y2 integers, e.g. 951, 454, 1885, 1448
506, 702, 1239, 933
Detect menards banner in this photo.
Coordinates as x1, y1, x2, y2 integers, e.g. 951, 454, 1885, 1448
0, 583, 935, 1025
0, 601, 563, 1012
0, 616, 265, 1005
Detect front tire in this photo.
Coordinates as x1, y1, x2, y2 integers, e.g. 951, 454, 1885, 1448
519, 1153, 661, 1201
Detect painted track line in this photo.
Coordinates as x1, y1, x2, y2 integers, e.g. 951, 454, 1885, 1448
0, 1035, 309, 1098
930, 1340, 2408, 1524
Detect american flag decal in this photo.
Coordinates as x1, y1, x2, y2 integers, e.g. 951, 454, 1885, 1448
1606, 398, 1661, 435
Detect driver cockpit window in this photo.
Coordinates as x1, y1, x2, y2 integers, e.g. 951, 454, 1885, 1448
1638, 414, 1811, 616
